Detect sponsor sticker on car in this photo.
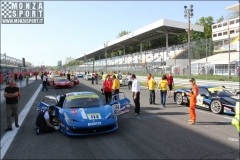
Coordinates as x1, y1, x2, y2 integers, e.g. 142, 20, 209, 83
88, 122, 101, 126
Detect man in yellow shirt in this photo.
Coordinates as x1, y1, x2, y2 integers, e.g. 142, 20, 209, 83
148, 76, 156, 105
112, 75, 120, 101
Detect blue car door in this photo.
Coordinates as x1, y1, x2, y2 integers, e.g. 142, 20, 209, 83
110, 92, 130, 115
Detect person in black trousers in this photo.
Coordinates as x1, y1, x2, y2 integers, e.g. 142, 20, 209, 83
131, 74, 140, 116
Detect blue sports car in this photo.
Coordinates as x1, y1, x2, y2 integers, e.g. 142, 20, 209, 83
37, 92, 130, 136
174, 86, 240, 115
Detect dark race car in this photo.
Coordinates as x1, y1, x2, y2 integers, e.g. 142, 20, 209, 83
174, 86, 240, 115
37, 92, 131, 136
53, 79, 73, 89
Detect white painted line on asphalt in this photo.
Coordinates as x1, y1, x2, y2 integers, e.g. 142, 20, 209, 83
0, 84, 42, 159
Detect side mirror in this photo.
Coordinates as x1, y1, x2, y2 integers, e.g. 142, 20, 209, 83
236, 91, 240, 95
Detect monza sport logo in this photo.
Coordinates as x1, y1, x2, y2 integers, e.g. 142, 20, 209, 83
1, 1, 44, 24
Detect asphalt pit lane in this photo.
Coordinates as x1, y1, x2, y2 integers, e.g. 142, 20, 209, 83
135, 115, 155, 119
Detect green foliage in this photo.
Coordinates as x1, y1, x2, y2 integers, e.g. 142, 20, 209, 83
216, 16, 224, 23
117, 31, 130, 38
225, 12, 240, 20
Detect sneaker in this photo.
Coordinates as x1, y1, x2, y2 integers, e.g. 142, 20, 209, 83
15, 124, 19, 128
35, 127, 40, 135
133, 113, 139, 116
4, 128, 12, 132
153, 103, 157, 105
188, 119, 193, 122
132, 112, 136, 114
188, 121, 196, 125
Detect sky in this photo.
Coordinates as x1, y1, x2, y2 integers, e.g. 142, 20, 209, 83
1, 1, 238, 67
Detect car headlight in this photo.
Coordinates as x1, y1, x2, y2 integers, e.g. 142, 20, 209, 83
63, 112, 73, 123
105, 109, 116, 119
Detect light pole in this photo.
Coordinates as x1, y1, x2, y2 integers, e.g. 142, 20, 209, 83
104, 43, 108, 73
228, 19, 230, 81
184, 5, 194, 77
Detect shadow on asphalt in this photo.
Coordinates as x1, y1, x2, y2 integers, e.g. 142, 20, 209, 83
153, 111, 188, 115
196, 122, 230, 125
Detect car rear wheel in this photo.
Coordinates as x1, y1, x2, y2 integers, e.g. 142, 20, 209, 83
210, 100, 223, 114
175, 93, 183, 105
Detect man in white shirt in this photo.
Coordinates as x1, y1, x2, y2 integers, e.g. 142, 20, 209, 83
42, 73, 48, 91
131, 74, 140, 116
127, 73, 132, 90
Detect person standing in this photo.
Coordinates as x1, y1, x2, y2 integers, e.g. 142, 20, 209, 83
14, 73, 18, 82
148, 76, 156, 105
18, 74, 23, 87
67, 71, 71, 81
186, 78, 199, 125
131, 74, 140, 116
91, 72, 95, 85
95, 72, 98, 84
167, 72, 174, 98
157, 74, 169, 108
26, 74, 29, 86
146, 73, 152, 88
42, 73, 48, 91
127, 73, 132, 90
102, 75, 113, 104
4, 79, 20, 131
112, 75, 120, 101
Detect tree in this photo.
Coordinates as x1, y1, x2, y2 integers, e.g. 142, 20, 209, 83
191, 16, 215, 40
216, 16, 224, 23
64, 57, 75, 65
117, 30, 130, 38
225, 12, 239, 20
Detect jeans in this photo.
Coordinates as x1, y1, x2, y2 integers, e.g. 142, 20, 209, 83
160, 90, 167, 106
19, 80, 22, 86
149, 90, 155, 104
104, 92, 112, 104
42, 82, 48, 91
128, 81, 132, 90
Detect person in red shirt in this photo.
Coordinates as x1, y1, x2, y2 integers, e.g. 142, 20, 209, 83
166, 72, 174, 97
102, 75, 113, 104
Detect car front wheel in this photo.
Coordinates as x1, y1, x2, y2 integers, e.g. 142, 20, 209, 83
210, 100, 223, 114
175, 93, 183, 105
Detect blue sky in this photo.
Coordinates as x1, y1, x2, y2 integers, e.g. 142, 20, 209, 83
1, 1, 238, 66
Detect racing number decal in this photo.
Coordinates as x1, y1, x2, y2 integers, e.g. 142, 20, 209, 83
197, 96, 203, 106
87, 113, 102, 120
112, 104, 120, 110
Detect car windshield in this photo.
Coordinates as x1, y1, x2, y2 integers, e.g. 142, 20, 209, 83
56, 79, 69, 82
63, 95, 104, 108
208, 88, 234, 97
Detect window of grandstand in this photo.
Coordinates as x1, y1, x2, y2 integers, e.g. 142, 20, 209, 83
230, 30, 235, 34
223, 22, 227, 26
230, 20, 234, 25
218, 32, 222, 36
218, 24, 222, 28
236, 29, 239, 33
212, 25, 217, 29
213, 34, 217, 37
223, 31, 227, 35
236, 19, 239, 23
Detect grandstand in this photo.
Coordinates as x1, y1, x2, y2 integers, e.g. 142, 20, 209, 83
72, 19, 204, 74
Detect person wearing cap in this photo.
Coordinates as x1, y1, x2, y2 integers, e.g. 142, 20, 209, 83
35, 106, 58, 135
102, 74, 113, 104
186, 78, 199, 125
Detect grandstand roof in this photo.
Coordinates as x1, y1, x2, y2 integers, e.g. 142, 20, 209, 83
76, 19, 204, 60
225, 3, 239, 12
191, 52, 239, 65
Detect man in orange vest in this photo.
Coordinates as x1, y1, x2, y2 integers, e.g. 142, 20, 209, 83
186, 78, 199, 125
